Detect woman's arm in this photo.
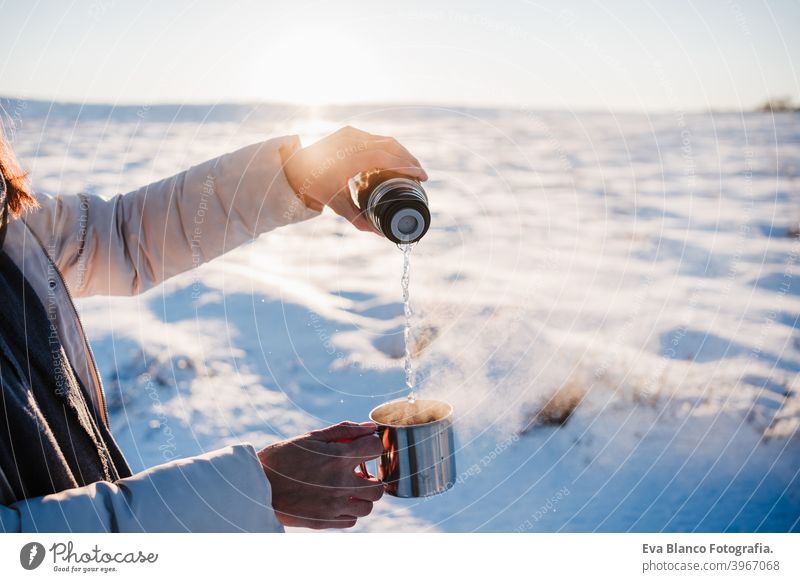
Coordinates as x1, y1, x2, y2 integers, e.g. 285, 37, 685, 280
0, 422, 384, 532
0, 444, 284, 532
23, 136, 320, 297
22, 128, 426, 297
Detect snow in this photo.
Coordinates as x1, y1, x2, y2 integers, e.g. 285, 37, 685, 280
4, 98, 799, 531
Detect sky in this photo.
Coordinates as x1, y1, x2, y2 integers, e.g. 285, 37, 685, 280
0, 0, 798, 110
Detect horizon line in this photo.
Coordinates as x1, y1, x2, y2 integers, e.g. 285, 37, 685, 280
0, 94, 787, 117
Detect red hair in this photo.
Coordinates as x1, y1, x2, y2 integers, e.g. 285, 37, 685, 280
1, 123, 37, 217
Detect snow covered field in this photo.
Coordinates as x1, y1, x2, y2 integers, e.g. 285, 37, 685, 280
4, 98, 799, 531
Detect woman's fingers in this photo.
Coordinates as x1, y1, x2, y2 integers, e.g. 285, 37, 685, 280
283, 126, 427, 237
334, 432, 384, 462
274, 490, 376, 526
350, 149, 427, 181
327, 516, 359, 529
308, 420, 377, 442
368, 137, 426, 177
303, 516, 358, 530
327, 194, 376, 232
340, 126, 425, 176
349, 475, 385, 502
364, 139, 427, 179
326, 194, 359, 222
345, 498, 374, 518
274, 510, 347, 529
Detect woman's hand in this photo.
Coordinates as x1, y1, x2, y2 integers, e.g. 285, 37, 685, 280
257, 421, 384, 529
282, 126, 428, 233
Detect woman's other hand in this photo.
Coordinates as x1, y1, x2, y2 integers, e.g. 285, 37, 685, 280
258, 421, 384, 529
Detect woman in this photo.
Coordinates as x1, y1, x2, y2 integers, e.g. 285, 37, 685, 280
0, 124, 427, 532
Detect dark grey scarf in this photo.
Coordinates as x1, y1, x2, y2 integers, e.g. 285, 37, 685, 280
0, 182, 131, 506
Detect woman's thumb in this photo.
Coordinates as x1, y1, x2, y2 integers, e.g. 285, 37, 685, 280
310, 420, 378, 442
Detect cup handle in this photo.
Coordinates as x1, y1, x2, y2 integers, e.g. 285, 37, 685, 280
357, 429, 382, 478
358, 428, 383, 479
335, 436, 375, 479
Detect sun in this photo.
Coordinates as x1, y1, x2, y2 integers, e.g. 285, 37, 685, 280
250, 23, 377, 106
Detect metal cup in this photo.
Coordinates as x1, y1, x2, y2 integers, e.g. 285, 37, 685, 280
367, 399, 456, 498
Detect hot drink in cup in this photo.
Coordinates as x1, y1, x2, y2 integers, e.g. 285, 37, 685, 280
368, 399, 456, 498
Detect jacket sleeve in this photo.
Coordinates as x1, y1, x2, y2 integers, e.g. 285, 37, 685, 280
23, 136, 321, 297
0, 444, 285, 533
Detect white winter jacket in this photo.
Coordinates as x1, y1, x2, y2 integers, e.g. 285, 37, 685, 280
0, 136, 320, 532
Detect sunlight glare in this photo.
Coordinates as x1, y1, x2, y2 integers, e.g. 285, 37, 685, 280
259, 23, 375, 106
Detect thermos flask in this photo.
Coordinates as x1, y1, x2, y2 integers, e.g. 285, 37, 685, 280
350, 170, 430, 244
